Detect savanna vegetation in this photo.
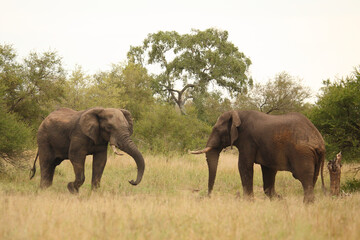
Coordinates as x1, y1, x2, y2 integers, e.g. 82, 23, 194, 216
1, 28, 360, 239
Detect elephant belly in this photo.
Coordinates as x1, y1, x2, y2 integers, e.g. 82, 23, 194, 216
255, 151, 290, 171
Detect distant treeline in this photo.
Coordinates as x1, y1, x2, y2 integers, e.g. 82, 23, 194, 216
1, 28, 359, 165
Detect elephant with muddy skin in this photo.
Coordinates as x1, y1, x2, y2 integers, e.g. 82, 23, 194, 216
191, 110, 325, 203
30, 107, 145, 193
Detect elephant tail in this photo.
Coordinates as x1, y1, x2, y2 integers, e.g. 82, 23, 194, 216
29, 151, 38, 180
316, 148, 326, 194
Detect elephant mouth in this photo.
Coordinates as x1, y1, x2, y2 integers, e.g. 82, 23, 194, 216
110, 144, 124, 156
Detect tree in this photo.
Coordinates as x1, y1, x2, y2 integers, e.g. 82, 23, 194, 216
235, 72, 311, 114
0, 44, 66, 127
79, 62, 154, 119
310, 67, 360, 161
188, 91, 232, 125
127, 28, 252, 114
64, 65, 90, 110
0, 80, 32, 171
83, 67, 126, 109
116, 62, 155, 120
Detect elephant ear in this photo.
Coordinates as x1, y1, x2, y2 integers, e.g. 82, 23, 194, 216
230, 111, 241, 146
120, 109, 133, 135
79, 108, 104, 144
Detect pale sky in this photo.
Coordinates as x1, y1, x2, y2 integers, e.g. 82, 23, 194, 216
1, 0, 360, 98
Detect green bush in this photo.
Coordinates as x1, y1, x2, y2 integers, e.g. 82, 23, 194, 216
0, 106, 33, 169
309, 67, 360, 162
342, 178, 360, 193
133, 104, 211, 154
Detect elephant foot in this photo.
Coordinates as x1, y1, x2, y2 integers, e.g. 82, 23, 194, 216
264, 188, 282, 200
303, 194, 315, 204
67, 182, 79, 194
40, 181, 52, 189
268, 193, 282, 200
91, 183, 100, 191
270, 195, 282, 201
243, 192, 255, 201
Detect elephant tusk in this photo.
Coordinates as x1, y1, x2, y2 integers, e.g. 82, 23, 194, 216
111, 144, 124, 156
190, 147, 212, 154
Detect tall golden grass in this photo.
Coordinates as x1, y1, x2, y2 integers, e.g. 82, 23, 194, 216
1, 153, 359, 239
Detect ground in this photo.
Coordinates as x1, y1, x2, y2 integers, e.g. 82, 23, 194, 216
0, 153, 359, 239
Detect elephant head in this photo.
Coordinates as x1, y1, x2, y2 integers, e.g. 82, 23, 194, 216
79, 108, 144, 185
191, 111, 241, 194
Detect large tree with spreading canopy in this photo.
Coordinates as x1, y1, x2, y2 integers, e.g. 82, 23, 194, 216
127, 28, 252, 114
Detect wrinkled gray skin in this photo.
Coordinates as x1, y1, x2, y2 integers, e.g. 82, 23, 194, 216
192, 110, 325, 203
30, 107, 145, 193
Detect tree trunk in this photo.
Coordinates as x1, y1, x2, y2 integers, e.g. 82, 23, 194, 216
327, 152, 342, 196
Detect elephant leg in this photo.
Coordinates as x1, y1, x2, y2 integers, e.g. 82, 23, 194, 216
39, 146, 56, 189
299, 174, 315, 204
261, 165, 280, 199
91, 150, 107, 190
238, 157, 254, 199
292, 158, 316, 204
68, 156, 86, 194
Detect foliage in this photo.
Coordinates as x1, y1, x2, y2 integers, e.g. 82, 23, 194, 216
309, 67, 360, 162
84, 68, 127, 109
64, 62, 155, 120
342, 178, 360, 193
134, 104, 211, 154
0, 83, 32, 171
63, 65, 90, 110
111, 62, 155, 120
188, 91, 232, 125
0, 44, 66, 127
235, 72, 311, 114
127, 28, 252, 114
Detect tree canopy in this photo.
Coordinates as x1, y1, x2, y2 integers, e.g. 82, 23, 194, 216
235, 72, 311, 114
309, 67, 360, 161
0, 44, 66, 127
127, 28, 253, 114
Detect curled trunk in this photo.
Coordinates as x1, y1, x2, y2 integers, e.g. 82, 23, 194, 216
205, 149, 221, 195
120, 139, 145, 185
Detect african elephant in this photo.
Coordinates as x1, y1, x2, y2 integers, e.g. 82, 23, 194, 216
30, 107, 145, 193
191, 110, 325, 203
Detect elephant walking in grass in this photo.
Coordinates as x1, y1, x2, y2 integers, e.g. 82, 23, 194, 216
191, 110, 325, 203
30, 107, 145, 193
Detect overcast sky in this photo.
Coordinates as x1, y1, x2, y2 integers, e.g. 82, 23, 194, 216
1, 0, 359, 97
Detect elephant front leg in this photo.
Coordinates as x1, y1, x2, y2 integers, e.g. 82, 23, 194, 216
91, 150, 107, 190
238, 159, 254, 199
68, 156, 86, 194
261, 165, 281, 199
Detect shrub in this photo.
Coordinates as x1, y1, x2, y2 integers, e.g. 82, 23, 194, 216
342, 178, 360, 193
0, 107, 33, 171
133, 104, 211, 154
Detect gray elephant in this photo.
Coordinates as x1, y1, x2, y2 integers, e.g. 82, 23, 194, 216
191, 110, 325, 203
30, 107, 145, 193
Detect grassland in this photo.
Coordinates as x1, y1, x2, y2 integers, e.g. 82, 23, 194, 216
1, 152, 359, 240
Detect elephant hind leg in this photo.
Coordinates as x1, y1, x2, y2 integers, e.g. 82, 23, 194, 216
292, 161, 316, 204
39, 148, 56, 189
301, 179, 315, 204
261, 165, 281, 199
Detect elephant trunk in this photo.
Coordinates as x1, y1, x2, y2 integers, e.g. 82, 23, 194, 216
119, 138, 145, 186
205, 149, 221, 195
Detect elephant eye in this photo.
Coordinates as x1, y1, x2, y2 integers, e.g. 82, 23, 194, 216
105, 125, 112, 131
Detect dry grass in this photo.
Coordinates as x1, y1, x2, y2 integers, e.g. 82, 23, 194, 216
1, 153, 359, 239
